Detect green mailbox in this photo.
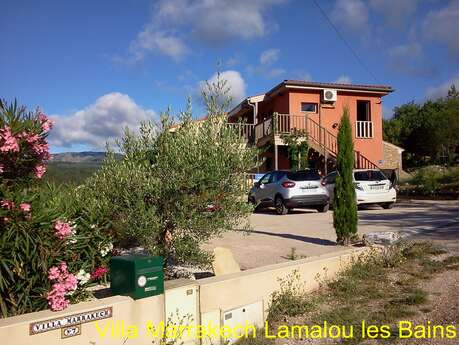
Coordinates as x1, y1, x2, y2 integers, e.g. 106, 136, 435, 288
110, 255, 164, 299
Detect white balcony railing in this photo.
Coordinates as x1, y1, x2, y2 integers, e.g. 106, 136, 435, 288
356, 121, 373, 138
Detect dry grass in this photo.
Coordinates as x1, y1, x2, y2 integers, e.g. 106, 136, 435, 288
237, 241, 459, 345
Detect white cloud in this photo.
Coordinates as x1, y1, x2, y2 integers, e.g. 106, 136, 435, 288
247, 48, 284, 79
49, 93, 155, 149
423, 0, 459, 58
369, 0, 418, 27
331, 0, 369, 33
260, 48, 280, 65
426, 74, 459, 100
130, 29, 188, 61
199, 70, 247, 104
335, 75, 352, 84
129, 0, 286, 61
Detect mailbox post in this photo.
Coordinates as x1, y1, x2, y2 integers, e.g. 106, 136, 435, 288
110, 256, 164, 299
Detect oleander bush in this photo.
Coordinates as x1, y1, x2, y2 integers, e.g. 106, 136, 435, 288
0, 100, 112, 317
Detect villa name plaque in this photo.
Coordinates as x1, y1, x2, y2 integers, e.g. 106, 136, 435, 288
29, 306, 112, 336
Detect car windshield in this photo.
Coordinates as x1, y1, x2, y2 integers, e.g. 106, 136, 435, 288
354, 170, 387, 181
287, 170, 321, 181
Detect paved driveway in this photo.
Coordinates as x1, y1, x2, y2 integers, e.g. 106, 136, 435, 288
203, 200, 459, 269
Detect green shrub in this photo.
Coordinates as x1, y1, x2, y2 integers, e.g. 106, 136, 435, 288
410, 166, 443, 193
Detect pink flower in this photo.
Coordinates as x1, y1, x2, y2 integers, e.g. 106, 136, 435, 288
0, 164, 4, 173
54, 220, 72, 239
46, 262, 77, 311
34, 164, 46, 178
48, 295, 69, 311
31, 142, 49, 156
91, 267, 109, 280
38, 113, 54, 132
0, 126, 19, 153
19, 203, 31, 212
18, 131, 40, 143
64, 274, 78, 291
48, 266, 60, 280
59, 261, 68, 272
0, 199, 15, 210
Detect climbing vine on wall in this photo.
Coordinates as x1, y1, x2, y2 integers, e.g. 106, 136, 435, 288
281, 128, 309, 171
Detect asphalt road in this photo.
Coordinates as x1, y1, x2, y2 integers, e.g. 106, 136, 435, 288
203, 200, 459, 269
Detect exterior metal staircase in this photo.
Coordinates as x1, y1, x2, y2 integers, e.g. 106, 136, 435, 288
254, 113, 379, 170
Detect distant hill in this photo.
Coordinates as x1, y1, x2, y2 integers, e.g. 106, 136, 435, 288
51, 151, 110, 163
47, 151, 123, 184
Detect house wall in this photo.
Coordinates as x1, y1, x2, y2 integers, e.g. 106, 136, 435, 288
257, 92, 289, 123
285, 89, 384, 164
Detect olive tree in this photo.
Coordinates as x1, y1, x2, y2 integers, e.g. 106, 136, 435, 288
79, 75, 258, 267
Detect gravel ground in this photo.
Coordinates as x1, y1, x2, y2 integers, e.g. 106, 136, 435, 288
204, 200, 459, 269
270, 246, 459, 345
390, 265, 459, 345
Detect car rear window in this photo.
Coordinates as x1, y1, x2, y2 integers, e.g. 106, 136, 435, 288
354, 170, 387, 181
287, 170, 321, 181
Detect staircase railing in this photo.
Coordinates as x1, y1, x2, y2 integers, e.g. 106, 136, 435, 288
255, 113, 379, 169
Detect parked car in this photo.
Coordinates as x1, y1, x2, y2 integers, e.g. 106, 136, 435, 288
248, 169, 330, 215
323, 169, 397, 209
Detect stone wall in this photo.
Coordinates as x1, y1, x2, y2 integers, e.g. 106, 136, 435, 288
381, 140, 404, 170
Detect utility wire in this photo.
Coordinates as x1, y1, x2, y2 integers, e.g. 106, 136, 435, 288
312, 0, 381, 84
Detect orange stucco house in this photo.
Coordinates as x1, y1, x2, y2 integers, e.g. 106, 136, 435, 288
228, 80, 395, 174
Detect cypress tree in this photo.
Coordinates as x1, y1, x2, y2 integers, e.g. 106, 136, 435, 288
333, 107, 358, 245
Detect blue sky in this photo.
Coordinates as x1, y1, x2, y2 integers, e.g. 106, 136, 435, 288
1, 0, 458, 152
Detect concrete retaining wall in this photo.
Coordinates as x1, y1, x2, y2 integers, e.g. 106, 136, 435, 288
0, 247, 366, 345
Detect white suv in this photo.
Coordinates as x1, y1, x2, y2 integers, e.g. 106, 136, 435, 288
248, 170, 330, 215
323, 169, 396, 209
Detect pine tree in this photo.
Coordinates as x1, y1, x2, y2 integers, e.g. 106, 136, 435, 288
333, 107, 358, 245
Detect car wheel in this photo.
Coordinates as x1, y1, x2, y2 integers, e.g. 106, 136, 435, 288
381, 202, 395, 209
316, 203, 330, 213
274, 196, 288, 215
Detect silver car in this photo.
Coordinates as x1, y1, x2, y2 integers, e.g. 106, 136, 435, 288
248, 170, 330, 215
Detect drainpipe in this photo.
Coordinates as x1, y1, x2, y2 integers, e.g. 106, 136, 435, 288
247, 99, 258, 125
247, 99, 259, 172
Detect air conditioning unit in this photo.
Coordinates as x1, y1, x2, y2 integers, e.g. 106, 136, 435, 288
322, 89, 337, 102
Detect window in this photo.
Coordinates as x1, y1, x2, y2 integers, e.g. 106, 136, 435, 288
301, 102, 318, 113
271, 171, 286, 183
356, 100, 373, 138
259, 173, 271, 185
357, 100, 371, 121
287, 169, 321, 181
354, 170, 387, 181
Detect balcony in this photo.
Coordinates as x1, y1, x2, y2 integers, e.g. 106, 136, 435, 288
226, 122, 255, 144
355, 121, 374, 138
252, 113, 379, 169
